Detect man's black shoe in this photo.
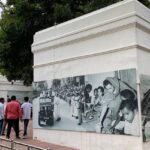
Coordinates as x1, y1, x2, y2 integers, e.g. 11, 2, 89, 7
16, 136, 20, 139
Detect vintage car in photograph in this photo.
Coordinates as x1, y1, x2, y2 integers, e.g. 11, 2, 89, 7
38, 95, 54, 126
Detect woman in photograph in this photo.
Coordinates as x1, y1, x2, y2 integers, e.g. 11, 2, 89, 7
97, 77, 137, 133
98, 90, 115, 133
91, 88, 102, 111
103, 77, 136, 121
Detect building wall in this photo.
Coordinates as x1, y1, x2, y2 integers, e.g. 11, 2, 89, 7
33, 49, 143, 150
32, 0, 150, 149
137, 50, 150, 150
0, 75, 32, 102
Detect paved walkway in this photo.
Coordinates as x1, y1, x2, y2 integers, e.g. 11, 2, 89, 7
143, 141, 150, 150
0, 120, 77, 150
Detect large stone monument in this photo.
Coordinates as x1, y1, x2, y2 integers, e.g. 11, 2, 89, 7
32, 0, 150, 149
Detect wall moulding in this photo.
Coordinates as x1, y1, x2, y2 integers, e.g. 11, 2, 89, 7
33, 45, 150, 69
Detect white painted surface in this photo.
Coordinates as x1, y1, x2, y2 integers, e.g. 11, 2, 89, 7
34, 129, 142, 150
137, 50, 150, 150
33, 26, 137, 66
137, 50, 150, 76
32, 0, 150, 149
34, 49, 137, 81
0, 75, 32, 102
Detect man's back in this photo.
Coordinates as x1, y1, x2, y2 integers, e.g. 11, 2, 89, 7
5, 101, 21, 119
21, 102, 32, 119
0, 103, 4, 120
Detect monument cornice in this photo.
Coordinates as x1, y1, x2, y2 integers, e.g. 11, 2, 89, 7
32, 19, 149, 53
33, 44, 149, 69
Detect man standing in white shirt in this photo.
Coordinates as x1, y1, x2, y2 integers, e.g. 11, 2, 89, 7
0, 98, 4, 135
21, 97, 32, 138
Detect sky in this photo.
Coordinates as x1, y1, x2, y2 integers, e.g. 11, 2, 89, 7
0, 0, 6, 16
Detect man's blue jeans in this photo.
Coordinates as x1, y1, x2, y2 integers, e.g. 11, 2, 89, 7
23, 119, 29, 136
0, 119, 3, 135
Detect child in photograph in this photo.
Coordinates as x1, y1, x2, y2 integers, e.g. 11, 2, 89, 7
120, 89, 136, 102
89, 87, 104, 122
97, 86, 104, 103
110, 89, 137, 132
91, 88, 100, 111
120, 100, 140, 136
92, 86, 104, 108
97, 77, 137, 134
103, 77, 137, 121
83, 88, 101, 121
84, 84, 93, 109
83, 84, 94, 120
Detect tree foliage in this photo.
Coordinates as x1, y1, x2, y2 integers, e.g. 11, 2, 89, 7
0, 0, 149, 85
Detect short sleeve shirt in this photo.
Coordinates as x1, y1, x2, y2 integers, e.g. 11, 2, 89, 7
21, 102, 32, 119
124, 112, 140, 136
0, 103, 4, 120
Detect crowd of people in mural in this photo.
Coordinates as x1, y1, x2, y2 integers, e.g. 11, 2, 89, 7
0, 96, 32, 139
36, 75, 140, 136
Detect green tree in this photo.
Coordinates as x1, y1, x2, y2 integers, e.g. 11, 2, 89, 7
0, 0, 149, 85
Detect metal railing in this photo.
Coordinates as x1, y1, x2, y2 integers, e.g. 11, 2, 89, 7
0, 137, 50, 150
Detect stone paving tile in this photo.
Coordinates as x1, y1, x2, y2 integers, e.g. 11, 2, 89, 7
0, 120, 77, 150
143, 141, 150, 150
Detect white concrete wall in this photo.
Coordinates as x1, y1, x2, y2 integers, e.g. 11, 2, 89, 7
0, 75, 32, 102
32, 0, 150, 149
34, 49, 137, 81
33, 49, 143, 150
137, 50, 150, 150
137, 50, 150, 76
33, 50, 142, 150
34, 129, 142, 150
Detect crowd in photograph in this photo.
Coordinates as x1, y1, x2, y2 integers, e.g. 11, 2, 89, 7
38, 76, 140, 136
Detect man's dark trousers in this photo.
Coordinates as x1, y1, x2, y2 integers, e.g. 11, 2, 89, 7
6, 119, 19, 138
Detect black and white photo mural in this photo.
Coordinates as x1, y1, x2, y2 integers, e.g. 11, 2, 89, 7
140, 75, 150, 142
33, 69, 140, 136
